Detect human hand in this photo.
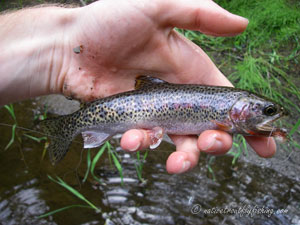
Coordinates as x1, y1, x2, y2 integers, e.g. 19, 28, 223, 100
58, 0, 275, 173
0, 0, 275, 173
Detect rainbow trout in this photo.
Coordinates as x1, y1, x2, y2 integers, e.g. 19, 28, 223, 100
40, 76, 288, 164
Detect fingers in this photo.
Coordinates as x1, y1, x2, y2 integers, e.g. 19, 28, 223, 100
120, 128, 277, 175
120, 129, 150, 151
245, 136, 276, 158
121, 129, 234, 174
167, 131, 232, 174
157, 30, 234, 87
167, 135, 200, 174
197, 130, 232, 155
160, 0, 248, 36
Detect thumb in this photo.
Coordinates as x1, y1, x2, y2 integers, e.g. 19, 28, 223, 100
159, 0, 248, 36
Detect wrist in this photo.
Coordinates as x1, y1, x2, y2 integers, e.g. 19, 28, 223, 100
0, 6, 77, 105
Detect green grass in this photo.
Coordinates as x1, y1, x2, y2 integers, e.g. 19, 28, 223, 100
135, 150, 149, 183
84, 141, 125, 185
183, 0, 300, 52
2, 103, 49, 165
228, 135, 249, 165
41, 140, 150, 217
38, 175, 100, 218
181, 0, 300, 106
180, 0, 300, 159
89, 142, 109, 183
1, 0, 299, 218
4, 104, 18, 150
207, 156, 216, 181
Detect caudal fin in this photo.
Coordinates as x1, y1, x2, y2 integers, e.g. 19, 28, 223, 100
39, 116, 74, 164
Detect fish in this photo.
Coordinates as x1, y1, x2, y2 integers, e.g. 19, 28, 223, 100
40, 76, 288, 164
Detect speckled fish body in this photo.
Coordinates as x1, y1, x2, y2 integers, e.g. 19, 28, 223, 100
40, 76, 287, 164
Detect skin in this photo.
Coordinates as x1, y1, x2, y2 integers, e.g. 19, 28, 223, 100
0, 0, 276, 173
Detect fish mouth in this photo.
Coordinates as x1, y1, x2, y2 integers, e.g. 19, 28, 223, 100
255, 114, 287, 139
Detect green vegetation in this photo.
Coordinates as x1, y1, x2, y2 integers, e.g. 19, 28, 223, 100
38, 175, 100, 218
39, 140, 151, 217
3, 104, 18, 150
83, 141, 125, 185
229, 135, 249, 165
207, 156, 216, 181
0, 0, 299, 218
2, 103, 48, 164
181, 0, 300, 109
135, 150, 149, 183
180, 0, 300, 160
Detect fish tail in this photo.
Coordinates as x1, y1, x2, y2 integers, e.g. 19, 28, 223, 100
39, 116, 74, 164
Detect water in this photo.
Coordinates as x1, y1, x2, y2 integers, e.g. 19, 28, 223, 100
1, 0, 299, 224
0, 99, 299, 225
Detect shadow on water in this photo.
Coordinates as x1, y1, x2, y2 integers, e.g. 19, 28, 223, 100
0, 100, 300, 225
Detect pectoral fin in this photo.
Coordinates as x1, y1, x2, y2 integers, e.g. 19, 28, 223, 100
82, 131, 111, 148
135, 76, 167, 89
211, 120, 232, 132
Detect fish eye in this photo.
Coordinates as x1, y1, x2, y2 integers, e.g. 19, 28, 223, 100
263, 105, 277, 116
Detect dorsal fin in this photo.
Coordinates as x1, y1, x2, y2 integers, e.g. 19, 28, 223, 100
135, 76, 167, 89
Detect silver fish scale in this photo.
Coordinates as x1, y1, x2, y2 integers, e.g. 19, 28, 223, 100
40, 76, 286, 164
68, 84, 248, 134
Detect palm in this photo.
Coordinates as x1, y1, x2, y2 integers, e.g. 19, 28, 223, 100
64, 0, 231, 102
60, 0, 275, 174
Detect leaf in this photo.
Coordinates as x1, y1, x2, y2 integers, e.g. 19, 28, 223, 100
135, 164, 142, 181
4, 104, 16, 122
242, 136, 248, 157
40, 141, 49, 162
47, 175, 99, 211
83, 148, 91, 183
23, 134, 47, 143
5, 124, 16, 150
38, 205, 92, 218
143, 150, 149, 161
90, 143, 108, 183
110, 151, 123, 185
289, 119, 300, 136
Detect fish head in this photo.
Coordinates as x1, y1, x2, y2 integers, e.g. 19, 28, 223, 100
229, 94, 288, 139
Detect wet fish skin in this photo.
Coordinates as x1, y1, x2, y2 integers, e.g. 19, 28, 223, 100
40, 76, 287, 164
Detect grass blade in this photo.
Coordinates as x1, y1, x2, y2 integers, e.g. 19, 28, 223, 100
110, 151, 123, 185
47, 175, 99, 211
293, 142, 300, 149
241, 136, 248, 157
38, 205, 92, 218
289, 119, 300, 136
23, 134, 47, 143
143, 150, 149, 161
4, 124, 16, 150
207, 156, 216, 181
135, 150, 149, 182
4, 104, 16, 122
106, 142, 124, 185
83, 148, 91, 183
40, 141, 49, 162
90, 143, 108, 183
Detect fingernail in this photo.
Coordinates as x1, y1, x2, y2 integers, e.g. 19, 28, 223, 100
232, 14, 249, 24
179, 161, 191, 173
129, 142, 140, 151
238, 15, 249, 23
202, 133, 217, 151
201, 134, 223, 152
128, 131, 141, 151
